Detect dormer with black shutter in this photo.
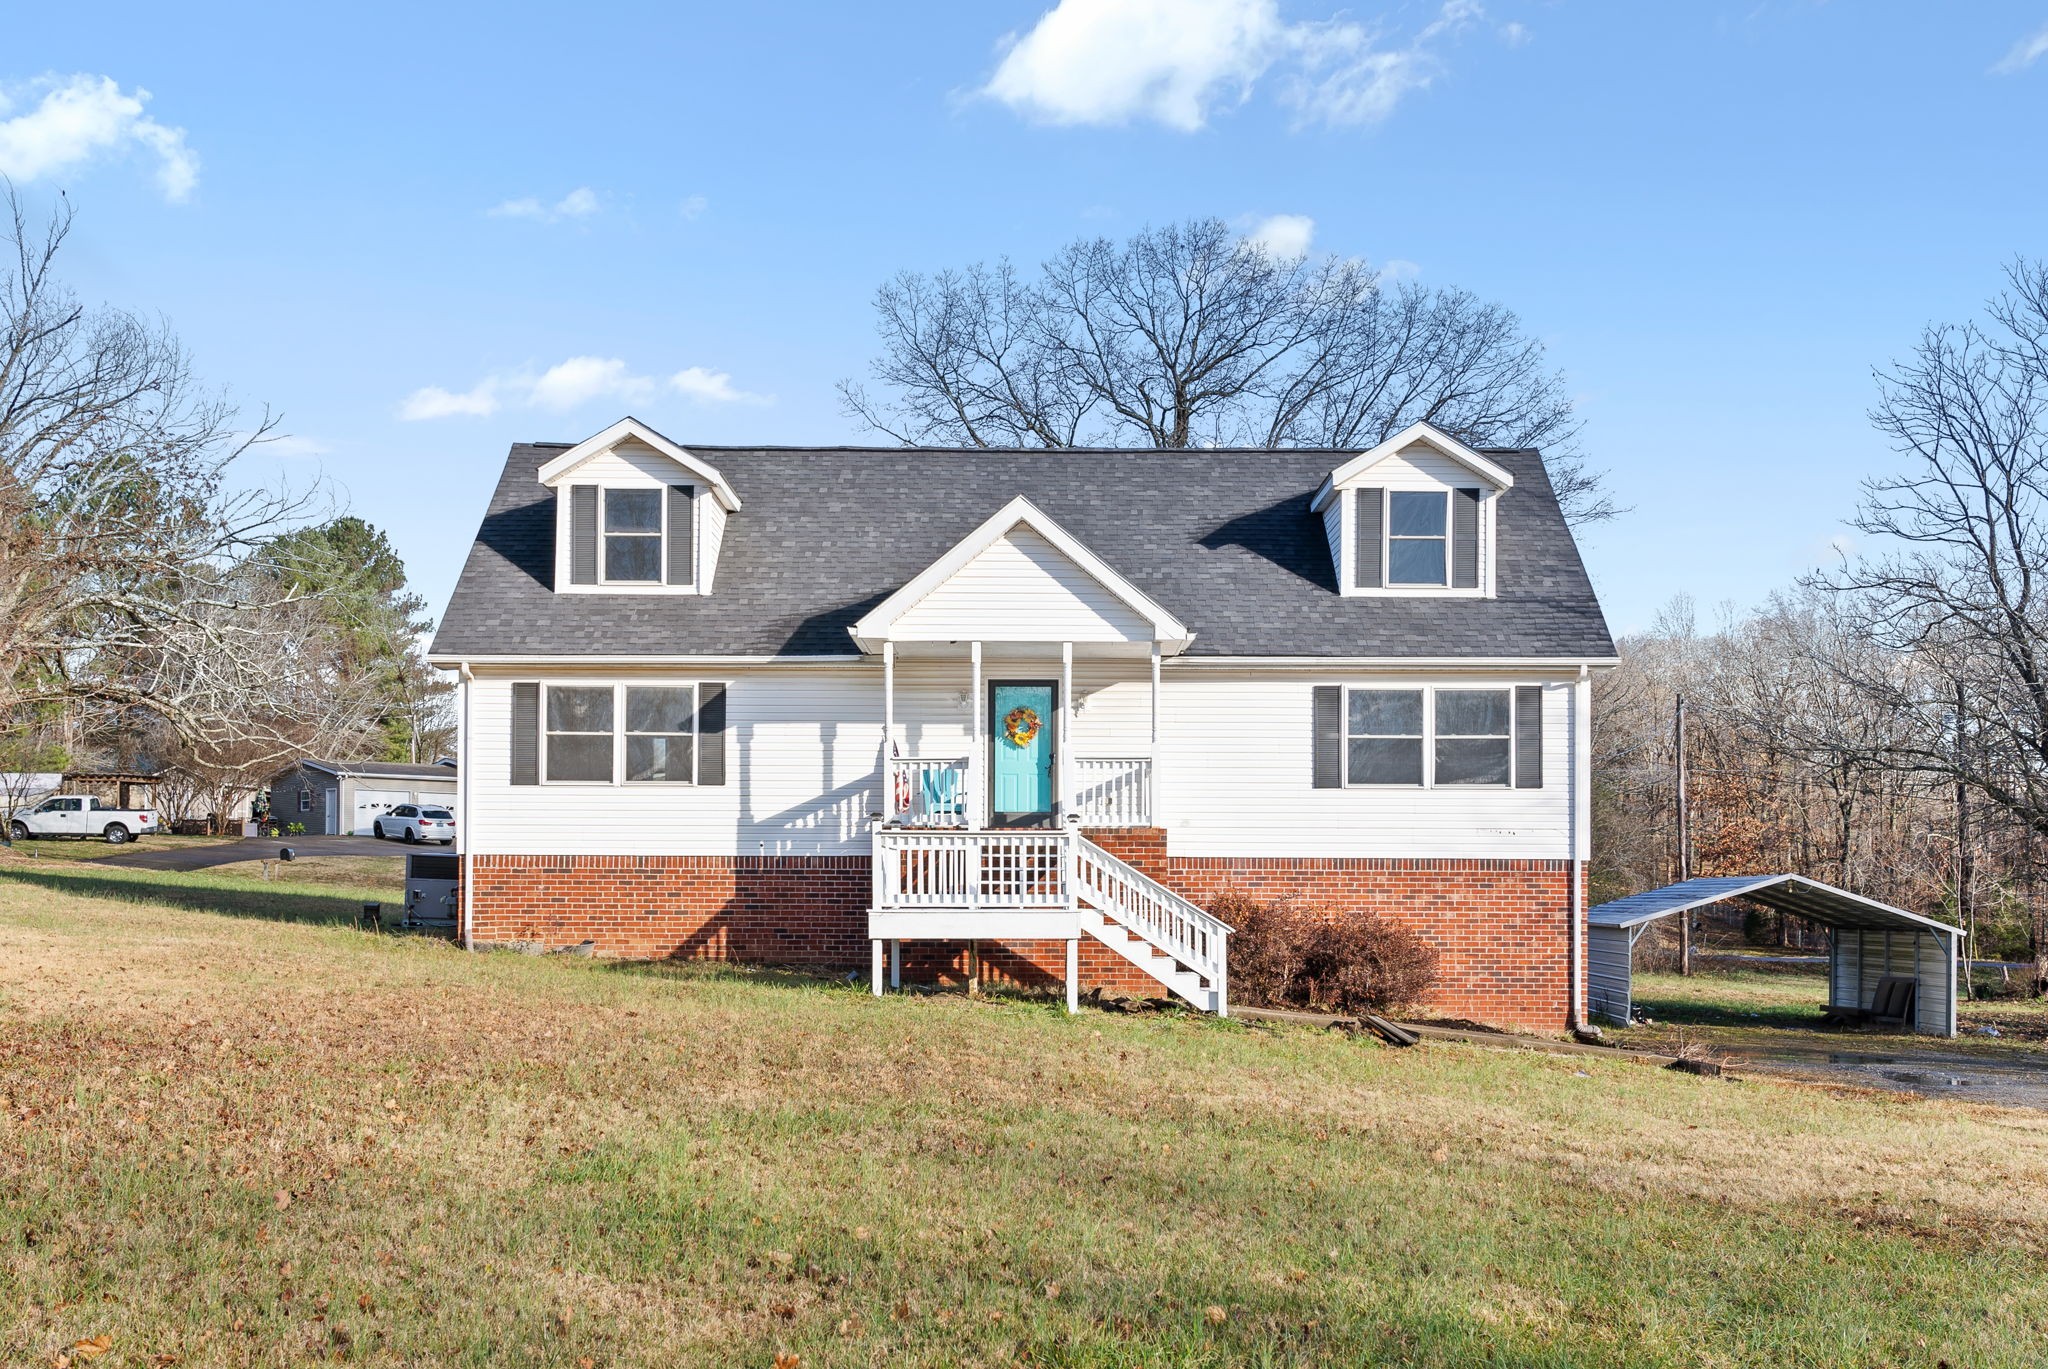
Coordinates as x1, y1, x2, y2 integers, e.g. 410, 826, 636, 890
537, 417, 742, 595
1308, 421, 1514, 599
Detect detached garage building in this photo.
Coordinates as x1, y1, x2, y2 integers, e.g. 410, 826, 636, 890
1587, 875, 1963, 1037
266, 760, 459, 837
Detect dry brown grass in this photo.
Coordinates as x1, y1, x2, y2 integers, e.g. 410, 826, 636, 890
3, 872, 2048, 1366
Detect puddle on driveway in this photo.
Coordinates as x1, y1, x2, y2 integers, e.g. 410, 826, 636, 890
1713, 1041, 2048, 1110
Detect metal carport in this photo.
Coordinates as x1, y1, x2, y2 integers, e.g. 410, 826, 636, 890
1587, 875, 1963, 1037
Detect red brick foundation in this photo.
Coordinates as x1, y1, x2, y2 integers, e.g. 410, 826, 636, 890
1166, 857, 1582, 1030
467, 855, 873, 965
466, 841, 1583, 1030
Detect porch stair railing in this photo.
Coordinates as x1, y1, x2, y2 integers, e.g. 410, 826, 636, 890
1072, 834, 1231, 1015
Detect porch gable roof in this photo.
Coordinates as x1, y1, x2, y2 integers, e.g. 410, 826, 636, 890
848, 496, 1194, 654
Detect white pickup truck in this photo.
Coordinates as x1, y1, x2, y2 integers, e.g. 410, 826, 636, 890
9, 795, 162, 844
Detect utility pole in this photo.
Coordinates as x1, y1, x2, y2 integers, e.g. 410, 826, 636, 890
1676, 694, 1692, 976
1956, 681, 1974, 1001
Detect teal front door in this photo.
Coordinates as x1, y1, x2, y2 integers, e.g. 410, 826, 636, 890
990, 681, 1056, 825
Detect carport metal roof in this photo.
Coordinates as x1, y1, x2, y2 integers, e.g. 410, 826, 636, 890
1588, 875, 1962, 937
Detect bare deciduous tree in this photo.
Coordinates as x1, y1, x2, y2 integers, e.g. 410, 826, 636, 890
0, 187, 317, 726
839, 217, 1616, 524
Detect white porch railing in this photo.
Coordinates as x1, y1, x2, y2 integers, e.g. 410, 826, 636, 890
887, 757, 971, 829
1073, 837, 1231, 1012
872, 829, 1070, 909
1070, 757, 1153, 827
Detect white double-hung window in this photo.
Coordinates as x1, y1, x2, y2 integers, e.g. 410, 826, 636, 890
602, 489, 665, 583
1386, 491, 1449, 586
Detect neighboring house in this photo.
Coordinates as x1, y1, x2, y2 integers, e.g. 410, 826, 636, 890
265, 760, 459, 836
428, 416, 1615, 1030
0, 772, 64, 818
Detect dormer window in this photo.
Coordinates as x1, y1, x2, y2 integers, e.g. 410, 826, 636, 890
539, 417, 742, 597
1310, 421, 1514, 599
603, 488, 665, 583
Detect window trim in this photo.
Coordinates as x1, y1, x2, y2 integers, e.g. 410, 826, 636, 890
1339, 684, 1522, 790
1343, 687, 1426, 788
537, 680, 703, 787
599, 486, 668, 587
1386, 490, 1450, 587
1430, 686, 1514, 788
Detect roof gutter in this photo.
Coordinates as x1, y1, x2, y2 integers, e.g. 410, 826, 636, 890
458, 661, 474, 953
1569, 663, 1589, 1033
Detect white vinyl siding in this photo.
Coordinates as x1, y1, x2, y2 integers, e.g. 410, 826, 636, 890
460, 663, 1575, 861
889, 527, 1155, 643
699, 497, 727, 591
1322, 494, 1347, 593
1161, 671, 1572, 858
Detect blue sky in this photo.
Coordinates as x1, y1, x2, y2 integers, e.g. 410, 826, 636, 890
8, 2, 2048, 636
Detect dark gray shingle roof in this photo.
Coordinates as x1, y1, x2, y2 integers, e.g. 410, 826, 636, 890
429, 444, 1614, 660
300, 760, 459, 780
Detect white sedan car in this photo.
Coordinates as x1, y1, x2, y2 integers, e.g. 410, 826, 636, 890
373, 804, 456, 845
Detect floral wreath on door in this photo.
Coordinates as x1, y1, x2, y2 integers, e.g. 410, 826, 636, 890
1003, 705, 1042, 747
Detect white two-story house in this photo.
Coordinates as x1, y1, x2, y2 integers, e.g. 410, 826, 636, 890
428, 416, 1615, 1030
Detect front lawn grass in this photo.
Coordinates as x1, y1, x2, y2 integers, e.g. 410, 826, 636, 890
2, 876, 2047, 1366
0, 831, 242, 863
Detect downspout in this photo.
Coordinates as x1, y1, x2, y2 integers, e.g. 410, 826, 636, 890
1568, 663, 1589, 1031
458, 661, 474, 953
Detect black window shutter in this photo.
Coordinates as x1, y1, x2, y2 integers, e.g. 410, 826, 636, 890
1353, 489, 1383, 589
569, 486, 598, 585
1452, 487, 1482, 589
697, 682, 727, 786
1514, 685, 1543, 789
667, 485, 695, 586
1312, 686, 1343, 788
511, 682, 540, 786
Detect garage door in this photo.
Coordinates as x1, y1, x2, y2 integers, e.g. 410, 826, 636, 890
353, 789, 411, 836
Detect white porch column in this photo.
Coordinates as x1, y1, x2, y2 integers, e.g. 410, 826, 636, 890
871, 939, 884, 996
1149, 642, 1164, 830
969, 641, 984, 828
890, 938, 902, 990
1065, 937, 1080, 1013
881, 640, 896, 822
1060, 641, 1074, 826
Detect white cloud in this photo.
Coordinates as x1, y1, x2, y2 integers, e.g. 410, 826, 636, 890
528, 356, 656, 411
487, 186, 602, 222
1993, 22, 2048, 74
0, 74, 197, 200
398, 358, 769, 420
984, 0, 1284, 131
399, 380, 501, 421
670, 366, 770, 405
981, 0, 1505, 131
678, 194, 709, 220
1498, 20, 1530, 48
1245, 213, 1314, 258
259, 434, 332, 460
1377, 257, 1421, 283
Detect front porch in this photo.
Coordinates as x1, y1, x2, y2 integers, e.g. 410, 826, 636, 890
847, 494, 1230, 1012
